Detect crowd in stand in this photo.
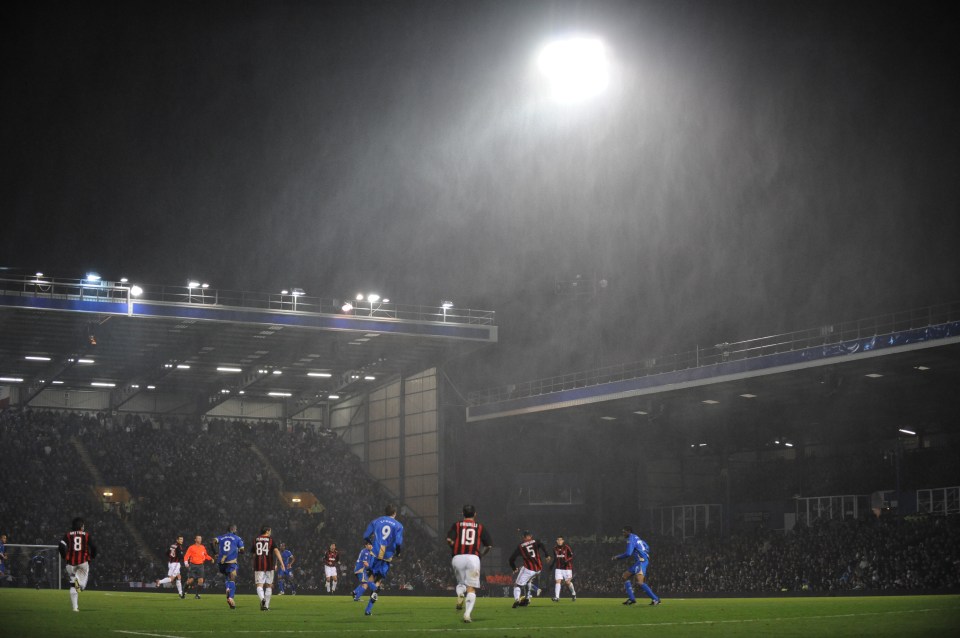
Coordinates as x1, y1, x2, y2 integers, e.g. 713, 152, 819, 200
2, 408, 958, 596
547, 514, 960, 595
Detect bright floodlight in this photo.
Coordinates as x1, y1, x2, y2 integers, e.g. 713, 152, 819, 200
130, 285, 143, 297
366, 293, 380, 303
537, 36, 609, 102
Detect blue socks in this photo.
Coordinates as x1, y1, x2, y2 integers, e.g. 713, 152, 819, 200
226, 580, 236, 599
624, 581, 635, 602
641, 583, 659, 602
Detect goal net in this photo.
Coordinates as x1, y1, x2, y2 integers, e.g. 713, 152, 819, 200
2, 544, 62, 589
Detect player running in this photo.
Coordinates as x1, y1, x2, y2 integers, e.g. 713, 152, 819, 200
353, 541, 374, 586
58, 517, 97, 612
252, 526, 285, 611
447, 504, 492, 624
612, 525, 660, 606
508, 530, 548, 608
277, 542, 295, 595
213, 524, 245, 609
550, 536, 576, 601
352, 504, 404, 616
155, 535, 186, 598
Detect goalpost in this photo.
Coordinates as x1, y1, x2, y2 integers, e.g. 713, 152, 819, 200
3, 544, 62, 589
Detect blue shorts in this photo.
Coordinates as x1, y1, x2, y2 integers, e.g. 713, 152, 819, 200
219, 562, 238, 577
628, 558, 649, 577
278, 569, 292, 578
369, 558, 391, 579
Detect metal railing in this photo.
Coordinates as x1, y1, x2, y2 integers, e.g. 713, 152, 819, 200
0, 275, 496, 326
468, 301, 960, 405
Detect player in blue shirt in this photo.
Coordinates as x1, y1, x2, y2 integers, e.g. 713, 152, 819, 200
212, 524, 245, 609
354, 541, 374, 585
611, 526, 660, 606
352, 504, 404, 616
0, 534, 7, 580
276, 543, 295, 595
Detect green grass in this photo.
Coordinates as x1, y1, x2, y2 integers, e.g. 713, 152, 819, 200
0, 590, 958, 638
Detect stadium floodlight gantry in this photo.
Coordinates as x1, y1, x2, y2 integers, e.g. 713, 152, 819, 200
0, 273, 496, 419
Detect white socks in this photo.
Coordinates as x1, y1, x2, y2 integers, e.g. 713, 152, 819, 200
176, 579, 183, 595
70, 587, 79, 610
265, 588, 272, 609
257, 585, 265, 601
464, 592, 476, 616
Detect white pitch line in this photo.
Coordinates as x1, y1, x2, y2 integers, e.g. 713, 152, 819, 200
113, 631, 190, 638
113, 606, 956, 635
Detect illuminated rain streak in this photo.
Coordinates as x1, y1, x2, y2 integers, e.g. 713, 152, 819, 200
3, 1, 959, 381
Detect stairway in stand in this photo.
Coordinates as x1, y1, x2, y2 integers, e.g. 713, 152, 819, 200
248, 443, 286, 489
70, 436, 158, 564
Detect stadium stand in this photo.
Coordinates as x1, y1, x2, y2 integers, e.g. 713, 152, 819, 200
2, 408, 957, 594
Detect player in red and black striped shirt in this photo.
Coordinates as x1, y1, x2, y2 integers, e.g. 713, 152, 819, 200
508, 531, 548, 607
549, 536, 577, 602
323, 544, 341, 593
58, 517, 97, 612
446, 504, 493, 623
251, 526, 285, 611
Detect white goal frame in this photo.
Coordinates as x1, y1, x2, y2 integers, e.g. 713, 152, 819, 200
4, 544, 62, 589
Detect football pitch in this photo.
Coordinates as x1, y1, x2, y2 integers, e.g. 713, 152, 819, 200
0, 590, 958, 638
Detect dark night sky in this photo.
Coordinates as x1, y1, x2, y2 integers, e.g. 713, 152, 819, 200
4, 1, 959, 383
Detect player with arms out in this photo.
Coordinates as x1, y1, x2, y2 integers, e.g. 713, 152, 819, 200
352, 503, 404, 616
276, 542, 295, 595
353, 541, 374, 586
252, 526, 285, 611
447, 504, 492, 624
183, 535, 213, 599
58, 517, 97, 612
213, 524, 245, 609
323, 543, 341, 593
611, 525, 660, 606
154, 535, 186, 598
551, 536, 576, 601
508, 530, 548, 608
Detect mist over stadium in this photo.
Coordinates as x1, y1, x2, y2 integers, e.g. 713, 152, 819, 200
2, 1, 959, 635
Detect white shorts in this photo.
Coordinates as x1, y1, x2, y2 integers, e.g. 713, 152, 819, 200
451, 554, 481, 589
324, 565, 338, 578
66, 562, 90, 589
515, 566, 539, 587
167, 562, 182, 579
254, 570, 275, 585
555, 569, 573, 581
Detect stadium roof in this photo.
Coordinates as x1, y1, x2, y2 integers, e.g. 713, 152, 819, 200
466, 302, 960, 448
0, 275, 496, 412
